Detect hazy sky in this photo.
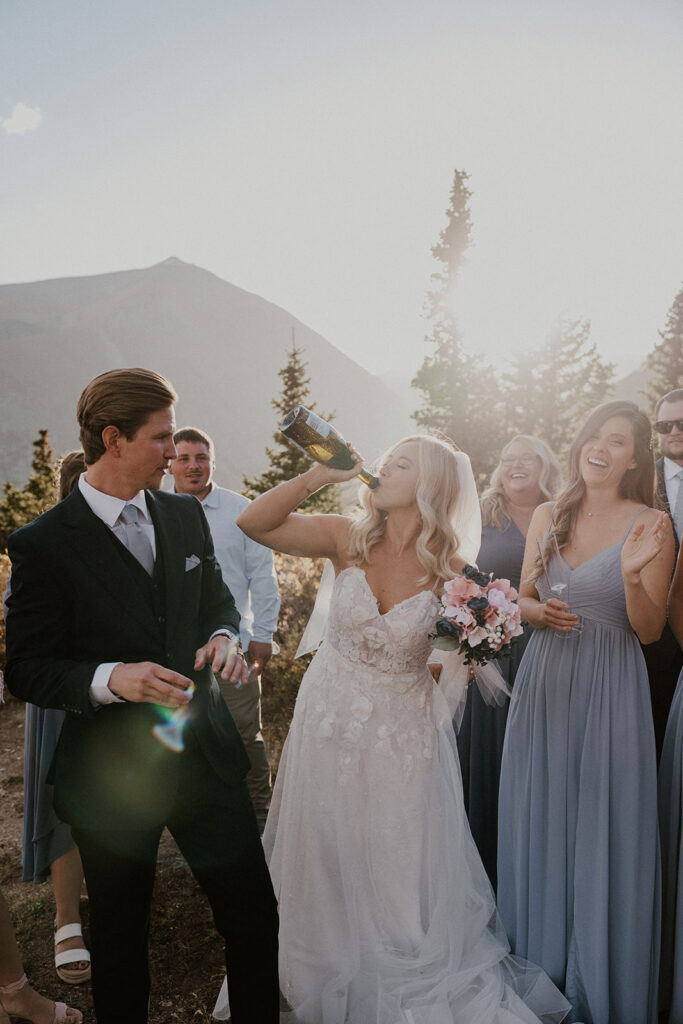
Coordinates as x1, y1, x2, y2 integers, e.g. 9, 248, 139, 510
2, 0, 682, 382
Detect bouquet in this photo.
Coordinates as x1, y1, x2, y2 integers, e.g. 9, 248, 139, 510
431, 564, 524, 667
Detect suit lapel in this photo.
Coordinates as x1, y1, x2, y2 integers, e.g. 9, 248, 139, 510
60, 489, 160, 641
147, 491, 185, 644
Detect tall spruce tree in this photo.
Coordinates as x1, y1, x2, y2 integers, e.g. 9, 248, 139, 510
412, 169, 504, 482
243, 343, 341, 513
503, 318, 615, 457
0, 430, 57, 550
644, 282, 683, 413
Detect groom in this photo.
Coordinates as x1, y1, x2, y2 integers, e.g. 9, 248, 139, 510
5, 368, 279, 1024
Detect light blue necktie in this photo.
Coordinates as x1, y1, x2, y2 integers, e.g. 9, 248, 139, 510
673, 470, 683, 544
118, 504, 155, 575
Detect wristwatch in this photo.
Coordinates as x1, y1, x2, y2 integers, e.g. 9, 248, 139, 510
215, 629, 242, 652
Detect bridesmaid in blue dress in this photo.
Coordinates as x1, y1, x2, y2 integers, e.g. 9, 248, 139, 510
498, 401, 674, 1024
20, 451, 91, 985
659, 543, 683, 1023
457, 435, 561, 887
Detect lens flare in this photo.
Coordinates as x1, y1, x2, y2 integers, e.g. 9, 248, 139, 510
152, 683, 195, 753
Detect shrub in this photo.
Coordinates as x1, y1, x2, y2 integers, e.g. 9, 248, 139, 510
261, 552, 325, 772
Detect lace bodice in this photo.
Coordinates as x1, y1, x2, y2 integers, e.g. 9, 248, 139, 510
293, 568, 442, 785
325, 567, 439, 675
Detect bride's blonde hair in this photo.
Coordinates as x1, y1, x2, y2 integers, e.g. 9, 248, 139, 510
347, 435, 467, 585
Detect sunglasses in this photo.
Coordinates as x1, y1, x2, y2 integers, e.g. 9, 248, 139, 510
655, 419, 683, 434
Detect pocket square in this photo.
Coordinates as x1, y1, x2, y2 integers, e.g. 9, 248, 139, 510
185, 554, 201, 572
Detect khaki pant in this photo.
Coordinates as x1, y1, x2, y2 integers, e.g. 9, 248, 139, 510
218, 671, 271, 828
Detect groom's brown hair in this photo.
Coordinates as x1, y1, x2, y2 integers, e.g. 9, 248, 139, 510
77, 367, 178, 464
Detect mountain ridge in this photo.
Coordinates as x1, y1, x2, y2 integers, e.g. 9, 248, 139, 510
0, 259, 414, 490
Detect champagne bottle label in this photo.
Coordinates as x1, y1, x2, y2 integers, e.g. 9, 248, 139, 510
305, 411, 331, 438
280, 405, 378, 488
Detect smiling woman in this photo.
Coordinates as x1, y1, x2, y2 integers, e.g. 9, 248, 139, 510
498, 400, 675, 1024
458, 434, 561, 887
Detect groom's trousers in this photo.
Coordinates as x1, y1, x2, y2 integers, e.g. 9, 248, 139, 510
72, 730, 280, 1024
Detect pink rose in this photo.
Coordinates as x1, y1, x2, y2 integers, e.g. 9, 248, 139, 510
449, 606, 476, 630
484, 604, 502, 626
467, 625, 489, 647
444, 576, 480, 601
486, 577, 518, 601
486, 587, 513, 615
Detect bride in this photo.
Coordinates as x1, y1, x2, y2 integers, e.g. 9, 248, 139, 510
214, 435, 569, 1024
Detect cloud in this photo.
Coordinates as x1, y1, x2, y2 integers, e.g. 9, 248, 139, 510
2, 102, 43, 135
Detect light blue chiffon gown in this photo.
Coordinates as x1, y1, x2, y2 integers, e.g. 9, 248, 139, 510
659, 665, 683, 1024
498, 515, 660, 1024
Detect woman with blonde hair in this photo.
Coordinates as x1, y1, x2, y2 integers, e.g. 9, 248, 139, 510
213, 434, 570, 1024
458, 435, 561, 887
498, 401, 674, 1024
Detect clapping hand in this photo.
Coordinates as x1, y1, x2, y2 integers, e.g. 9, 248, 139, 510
621, 511, 670, 580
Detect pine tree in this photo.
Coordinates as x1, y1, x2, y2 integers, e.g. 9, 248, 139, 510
0, 430, 57, 551
243, 343, 341, 513
412, 169, 505, 482
644, 282, 683, 413
503, 318, 615, 457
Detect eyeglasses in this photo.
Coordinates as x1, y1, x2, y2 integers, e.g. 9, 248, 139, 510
501, 454, 538, 466
655, 419, 683, 434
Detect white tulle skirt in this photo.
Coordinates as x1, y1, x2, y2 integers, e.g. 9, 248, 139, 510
214, 643, 570, 1023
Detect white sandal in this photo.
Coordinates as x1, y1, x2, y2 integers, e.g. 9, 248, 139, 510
54, 923, 91, 985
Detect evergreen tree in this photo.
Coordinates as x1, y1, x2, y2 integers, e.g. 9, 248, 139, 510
412, 169, 505, 482
644, 282, 683, 413
243, 343, 341, 513
503, 318, 615, 457
0, 430, 57, 551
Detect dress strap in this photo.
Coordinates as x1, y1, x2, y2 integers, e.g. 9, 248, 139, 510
620, 506, 648, 542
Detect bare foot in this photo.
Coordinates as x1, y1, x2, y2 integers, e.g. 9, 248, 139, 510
1, 976, 82, 1023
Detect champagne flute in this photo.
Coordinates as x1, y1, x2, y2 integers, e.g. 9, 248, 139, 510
550, 537, 582, 638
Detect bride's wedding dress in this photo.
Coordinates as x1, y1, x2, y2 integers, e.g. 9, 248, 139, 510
214, 566, 569, 1023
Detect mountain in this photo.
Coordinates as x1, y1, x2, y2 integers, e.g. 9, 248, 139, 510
0, 259, 414, 490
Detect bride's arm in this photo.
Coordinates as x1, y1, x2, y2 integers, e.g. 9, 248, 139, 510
237, 462, 360, 561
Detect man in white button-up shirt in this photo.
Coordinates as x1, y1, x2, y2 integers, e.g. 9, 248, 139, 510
655, 389, 683, 542
171, 426, 280, 832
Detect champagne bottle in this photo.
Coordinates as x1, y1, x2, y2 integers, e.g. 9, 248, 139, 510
280, 406, 379, 489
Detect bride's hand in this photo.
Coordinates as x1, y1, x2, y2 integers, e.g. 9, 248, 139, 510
621, 511, 670, 581
301, 445, 367, 488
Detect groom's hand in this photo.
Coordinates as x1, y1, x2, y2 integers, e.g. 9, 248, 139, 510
195, 635, 248, 686
108, 662, 194, 707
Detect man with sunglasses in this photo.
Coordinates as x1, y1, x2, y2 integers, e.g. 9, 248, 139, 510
642, 388, 683, 761
655, 388, 683, 542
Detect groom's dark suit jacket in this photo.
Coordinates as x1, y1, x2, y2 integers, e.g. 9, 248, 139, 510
5, 487, 250, 830
641, 457, 682, 759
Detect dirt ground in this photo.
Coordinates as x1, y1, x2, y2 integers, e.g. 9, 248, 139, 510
0, 695, 281, 1023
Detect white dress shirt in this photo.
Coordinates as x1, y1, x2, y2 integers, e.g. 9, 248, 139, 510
663, 456, 683, 513
199, 484, 280, 648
